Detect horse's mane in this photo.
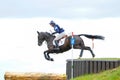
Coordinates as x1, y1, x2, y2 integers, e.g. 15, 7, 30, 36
39, 32, 53, 38
45, 32, 51, 35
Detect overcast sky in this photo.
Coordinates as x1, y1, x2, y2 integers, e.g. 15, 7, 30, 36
0, 0, 120, 19
0, 0, 120, 80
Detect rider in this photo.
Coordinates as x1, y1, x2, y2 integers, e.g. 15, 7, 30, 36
49, 20, 66, 50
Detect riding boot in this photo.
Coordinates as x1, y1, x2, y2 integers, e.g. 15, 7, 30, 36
54, 40, 60, 50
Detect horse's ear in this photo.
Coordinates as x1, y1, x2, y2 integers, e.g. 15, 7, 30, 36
37, 31, 40, 34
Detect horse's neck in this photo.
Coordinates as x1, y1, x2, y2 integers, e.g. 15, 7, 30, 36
45, 36, 54, 48
46, 38, 53, 44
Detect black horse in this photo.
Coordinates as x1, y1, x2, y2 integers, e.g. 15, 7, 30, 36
37, 31, 104, 61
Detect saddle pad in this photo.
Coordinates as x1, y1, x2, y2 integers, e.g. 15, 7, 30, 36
53, 38, 65, 46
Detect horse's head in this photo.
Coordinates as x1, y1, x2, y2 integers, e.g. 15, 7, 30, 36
37, 31, 54, 46
37, 31, 45, 46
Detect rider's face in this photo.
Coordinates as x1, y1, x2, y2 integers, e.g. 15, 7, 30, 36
50, 24, 54, 27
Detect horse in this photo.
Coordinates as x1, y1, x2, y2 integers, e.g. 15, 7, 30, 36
37, 31, 104, 61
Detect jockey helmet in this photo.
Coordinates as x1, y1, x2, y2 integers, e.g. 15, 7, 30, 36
49, 20, 55, 25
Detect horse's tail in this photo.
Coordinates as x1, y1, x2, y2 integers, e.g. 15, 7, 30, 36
78, 34, 105, 40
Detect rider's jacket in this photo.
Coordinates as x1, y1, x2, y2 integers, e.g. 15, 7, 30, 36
52, 24, 64, 34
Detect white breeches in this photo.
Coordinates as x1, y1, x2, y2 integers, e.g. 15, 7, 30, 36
54, 32, 66, 41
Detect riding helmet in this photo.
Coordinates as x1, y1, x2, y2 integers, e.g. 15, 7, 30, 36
49, 20, 55, 25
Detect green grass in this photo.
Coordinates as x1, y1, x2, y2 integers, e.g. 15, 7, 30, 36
77, 58, 120, 61
72, 66, 120, 80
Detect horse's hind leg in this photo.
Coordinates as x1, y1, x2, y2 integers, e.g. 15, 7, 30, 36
90, 48, 95, 58
80, 49, 84, 57
84, 46, 95, 58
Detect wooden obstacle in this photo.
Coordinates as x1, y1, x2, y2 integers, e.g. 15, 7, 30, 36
66, 59, 120, 80
4, 72, 66, 80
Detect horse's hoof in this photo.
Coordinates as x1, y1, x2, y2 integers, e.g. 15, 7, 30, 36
50, 58, 54, 61
93, 55, 95, 58
78, 57, 81, 59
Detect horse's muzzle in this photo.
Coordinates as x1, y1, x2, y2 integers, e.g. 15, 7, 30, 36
38, 43, 42, 46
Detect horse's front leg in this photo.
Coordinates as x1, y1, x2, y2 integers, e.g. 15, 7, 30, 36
47, 53, 54, 61
44, 50, 54, 61
44, 51, 49, 60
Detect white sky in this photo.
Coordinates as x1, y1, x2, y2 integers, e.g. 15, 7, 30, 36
0, 17, 120, 80
0, 0, 120, 18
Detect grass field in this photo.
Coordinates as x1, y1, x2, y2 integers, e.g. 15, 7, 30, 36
78, 58, 120, 60
72, 66, 120, 80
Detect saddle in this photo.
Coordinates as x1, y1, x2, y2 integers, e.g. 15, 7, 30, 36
53, 35, 67, 46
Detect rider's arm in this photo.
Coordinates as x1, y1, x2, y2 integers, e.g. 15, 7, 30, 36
52, 32, 57, 35
54, 25, 61, 33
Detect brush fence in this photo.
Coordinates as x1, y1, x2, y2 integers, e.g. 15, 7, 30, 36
66, 59, 120, 80
4, 72, 66, 80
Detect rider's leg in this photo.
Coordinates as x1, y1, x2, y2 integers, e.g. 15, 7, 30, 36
54, 32, 66, 50
54, 36, 60, 50
54, 40, 59, 50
